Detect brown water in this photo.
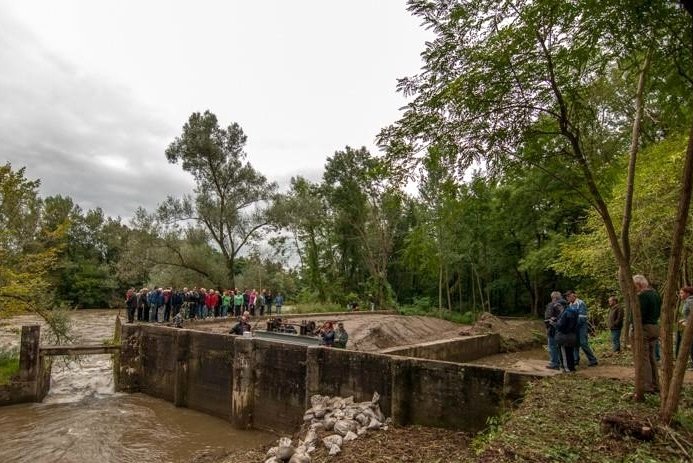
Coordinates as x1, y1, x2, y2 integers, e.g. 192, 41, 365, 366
0, 310, 275, 463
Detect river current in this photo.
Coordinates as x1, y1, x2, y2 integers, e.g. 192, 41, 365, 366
0, 310, 275, 463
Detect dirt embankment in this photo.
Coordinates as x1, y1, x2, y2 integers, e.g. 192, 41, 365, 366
189, 313, 467, 352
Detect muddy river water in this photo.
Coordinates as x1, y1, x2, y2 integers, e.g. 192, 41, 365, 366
0, 310, 275, 463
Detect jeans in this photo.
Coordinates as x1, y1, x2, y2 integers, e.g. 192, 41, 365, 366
574, 321, 598, 365
611, 328, 622, 352
149, 304, 158, 322
547, 333, 560, 367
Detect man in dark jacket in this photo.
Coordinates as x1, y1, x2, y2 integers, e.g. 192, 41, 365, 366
544, 291, 564, 369
556, 300, 579, 373
633, 274, 661, 394
126, 288, 138, 323
607, 296, 624, 353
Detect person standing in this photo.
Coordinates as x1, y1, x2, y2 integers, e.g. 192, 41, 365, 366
266, 289, 273, 316
544, 291, 564, 370
234, 290, 244, 317
125, 288, 138, 324
334, 322, 349, 349
555, 298, 579, 372
566, 290, 598, 367
675, 286, 693, 366
607, 296, 624, 353
633, 274, 661, 394
274, 292, 284, 315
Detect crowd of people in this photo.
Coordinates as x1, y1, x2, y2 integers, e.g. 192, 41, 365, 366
543, 275, 693, 395
124, 287, 284, 324
124, 286, 350, 349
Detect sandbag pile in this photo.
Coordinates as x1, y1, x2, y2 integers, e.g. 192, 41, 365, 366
264, 392, 390, 463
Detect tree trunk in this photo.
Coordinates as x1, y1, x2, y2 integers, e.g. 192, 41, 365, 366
226, 253, 236, 289
445, 265, 452, 312
438, 263, 443, 310
660, 112, 693, 422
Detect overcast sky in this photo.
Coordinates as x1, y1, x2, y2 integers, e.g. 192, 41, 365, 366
0, 1, 429, 220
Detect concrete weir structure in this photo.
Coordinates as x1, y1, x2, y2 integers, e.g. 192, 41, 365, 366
118, 323, 539, 434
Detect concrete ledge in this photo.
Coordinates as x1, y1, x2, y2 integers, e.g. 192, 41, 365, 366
118, 324, 540, 433
379, 334, 501, 363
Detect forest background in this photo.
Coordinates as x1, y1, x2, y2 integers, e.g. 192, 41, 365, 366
1, 0, 692, 335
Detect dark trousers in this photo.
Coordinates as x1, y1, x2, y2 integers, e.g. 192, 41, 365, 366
127, 306, 136, 323
560, 345, 576, 372
675, 330, 693, 366
641, 324, 660, 392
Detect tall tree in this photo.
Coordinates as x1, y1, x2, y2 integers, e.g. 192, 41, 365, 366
380, 0, 692, 400
162, 111, 277, 287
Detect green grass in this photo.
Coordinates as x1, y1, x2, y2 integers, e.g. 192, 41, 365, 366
0, 349, 20, 385
473, 374, 693, 462
285, 302, 348, 314
398, 305, 475, 324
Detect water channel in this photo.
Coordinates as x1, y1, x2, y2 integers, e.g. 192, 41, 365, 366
0, 310, 275, 463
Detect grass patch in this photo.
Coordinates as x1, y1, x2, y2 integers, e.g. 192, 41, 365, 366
398, 305, 475, 324
473, 374, 693, 462
286, 302, 348, 314
0, 348, 20, 385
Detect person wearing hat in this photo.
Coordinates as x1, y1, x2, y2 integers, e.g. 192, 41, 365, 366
334, 322, 349, 349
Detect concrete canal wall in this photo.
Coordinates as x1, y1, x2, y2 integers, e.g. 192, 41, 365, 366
117, 324, 537, 433
0, 326, 51, 406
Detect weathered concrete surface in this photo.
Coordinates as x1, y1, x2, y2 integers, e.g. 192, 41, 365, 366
186, 330, 234, 421
379, 334, 501, 363
306, 347, 393, 417
0, 325, 52, 406
139, 325, 177, 402
119, 324, 541, 433
253, 339, 307, 432
391, 359, 505, 431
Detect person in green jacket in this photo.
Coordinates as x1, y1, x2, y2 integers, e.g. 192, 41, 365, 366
233, 290, 245, 317
221, 290, 232, 317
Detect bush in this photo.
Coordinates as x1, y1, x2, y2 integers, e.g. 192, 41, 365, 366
0, 348, 19, 385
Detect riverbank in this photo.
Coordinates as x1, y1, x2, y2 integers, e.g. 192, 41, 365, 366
204, 373, 693, 463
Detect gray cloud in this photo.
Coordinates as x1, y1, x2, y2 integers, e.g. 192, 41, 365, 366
0, 13, 194, 220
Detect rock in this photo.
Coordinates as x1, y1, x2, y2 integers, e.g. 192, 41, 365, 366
374, 405, 385, 422
367, 417, 382, 430
323, 417, 337, 431
357, 426, 367, 436
309, 422, 325, 432
303, 429, 318, 445
289, 454, 311, 463
267, 447, 279, 457
313, 408, 326, 419
303, 413, 314, 422
322, 434, 343, 449
333, 409, 345, 420
265, 458, 279, 463
371, 391, 380, 404
276, 446, 295, 461
343, 431, 358, 442
311, 395, 329, 409
355, 413, 369, 426
333, 420, 355, 436
328, 444, 341, 456
278, 437, 292, 448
